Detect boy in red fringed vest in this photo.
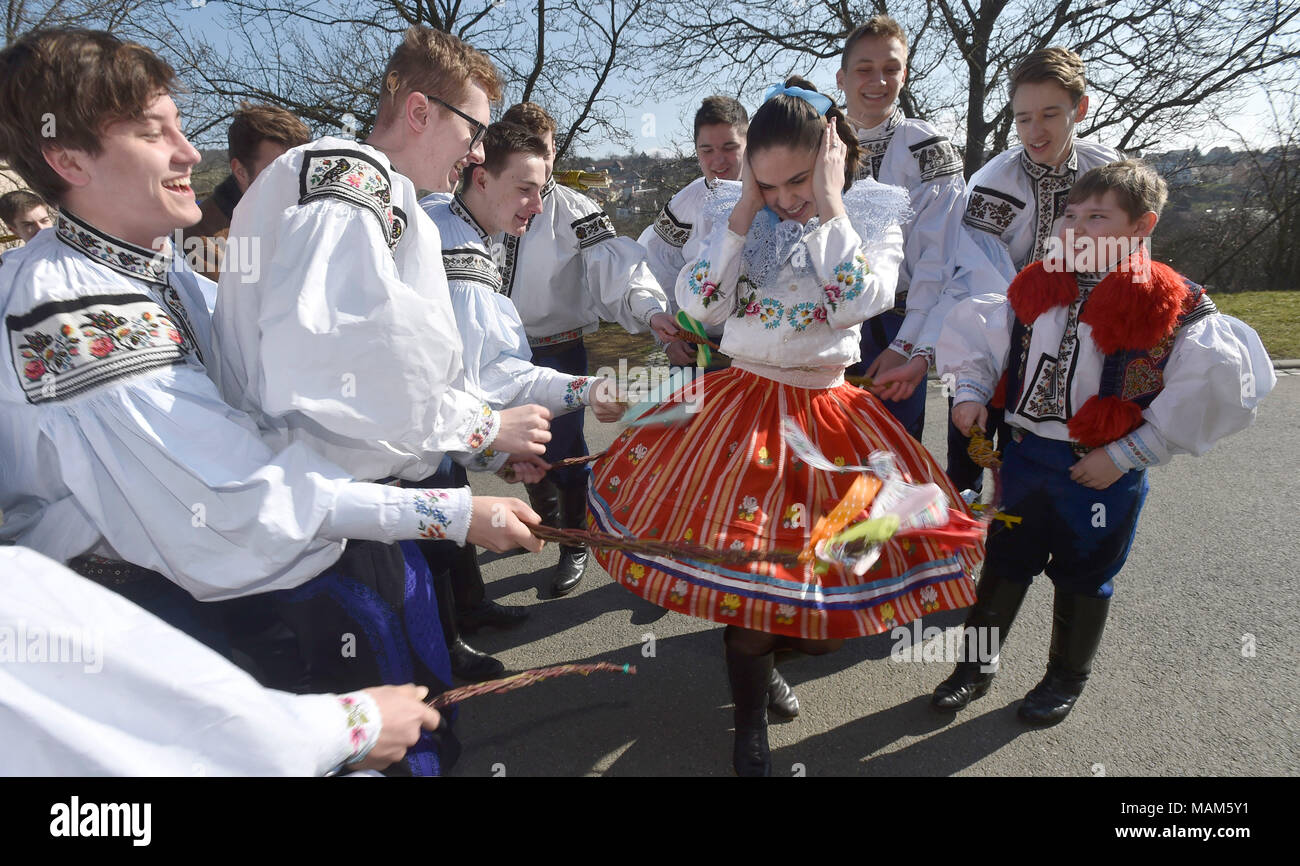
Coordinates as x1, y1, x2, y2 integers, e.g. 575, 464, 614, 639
931, 160, 1274, 724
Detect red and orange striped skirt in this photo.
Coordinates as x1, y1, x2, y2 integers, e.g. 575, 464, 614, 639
588, 366, 982, 639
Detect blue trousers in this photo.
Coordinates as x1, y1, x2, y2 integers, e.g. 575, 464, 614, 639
985, 430, 1148, 598
848, 309, 926, 441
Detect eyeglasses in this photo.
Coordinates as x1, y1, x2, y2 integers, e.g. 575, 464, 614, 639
426, 94, 488, 151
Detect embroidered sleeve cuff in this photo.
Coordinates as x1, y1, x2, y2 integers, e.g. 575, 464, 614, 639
955, 379, 992, 405
909, 345, 936, 363
402, 485, 472, 545
461, 403, 500, 455
888, 338, 914, 357
565, 376, 597, 409
336, 691, 383, 771
1103, 424, 1166, 472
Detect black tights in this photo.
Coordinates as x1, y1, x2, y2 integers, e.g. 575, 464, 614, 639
723, 625, 843, 657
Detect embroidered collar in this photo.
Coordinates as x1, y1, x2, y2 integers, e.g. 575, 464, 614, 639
852, 106, 904, 140
542, 175, 556, 198
450, 193, 492, 243
704, 175, 718, 190
56, 209, 171, 286
1019, 145, 1078, 180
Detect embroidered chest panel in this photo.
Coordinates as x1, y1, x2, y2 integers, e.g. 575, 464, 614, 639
909, 135, 963, 182
8, 293, 193, 404
652, 201, 692, 248
299, 150, 407, 250
855, 110, 902, 181
963, 185, 1025, 236
1031, 172, 1075, 264
1014, 291, 1089, 423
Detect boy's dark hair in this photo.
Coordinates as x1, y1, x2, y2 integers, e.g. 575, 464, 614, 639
0, 29, 177, 202
1068, 159, 1168, 219
471, 121, 550, 180
378, 26, 502, 129
694, 96, 748, 142
1010, 47, 1087, 106
0, 189, 49, 227
746, 76, 861, 190
228, 102, 311, 166
841, 15, 909, 68
501, 102, 557, 138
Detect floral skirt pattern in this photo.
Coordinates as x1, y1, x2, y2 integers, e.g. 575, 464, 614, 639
588, 367, 982, 639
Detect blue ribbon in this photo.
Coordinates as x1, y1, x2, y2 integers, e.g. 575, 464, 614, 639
763, 83, 833, 116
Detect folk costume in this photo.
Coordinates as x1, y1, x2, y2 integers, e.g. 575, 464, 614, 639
589, 179, 983, 641
638, 175, 726, 350
945, 138, 1123, 491
0, 209, 465, 775
490, 175, 669, 595
416, 192, 602, 677
1, 546, 391, 776
849, 106, 967, 438
933, 253, 1274, 722
209, 137, 503, 772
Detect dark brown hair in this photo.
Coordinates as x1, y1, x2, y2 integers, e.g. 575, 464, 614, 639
0, 29, 177, 202
0, 189, 50, 226
1068, 159, 1168, 219
228, 102, 311, 166
378, 26, 503, 127
1010, 47, 1087, 106
472, 121, 550, 180
841, 15, 909, 68
745, 76, 861, 190
694, 96, 748, 142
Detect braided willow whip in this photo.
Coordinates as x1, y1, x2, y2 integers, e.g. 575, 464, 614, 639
676, 330, 722, 352
967, 425, 1002, 469
550, 451, 607, 470
427, 662, 636, 708
528, 524, 804, 567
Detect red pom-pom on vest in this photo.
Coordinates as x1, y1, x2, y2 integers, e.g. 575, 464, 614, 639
1067, 395, 1145, 448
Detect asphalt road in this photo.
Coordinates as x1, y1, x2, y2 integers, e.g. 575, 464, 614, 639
448, 372, 1300, 777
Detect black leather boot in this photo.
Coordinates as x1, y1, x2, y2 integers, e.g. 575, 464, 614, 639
725, 636, 773, 777
767, 667, 800, 719
433, 563, 505, 682
931, 569, 1030, 711
551, 483, 590, 596
1018, 590, 1111, 725
524, 479, 561, 528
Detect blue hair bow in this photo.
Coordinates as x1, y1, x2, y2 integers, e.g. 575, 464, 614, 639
763, 82, 833, 116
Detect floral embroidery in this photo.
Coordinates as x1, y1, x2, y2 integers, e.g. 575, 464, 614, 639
608, 476, 621, 492
920, 585, 940, 613
414, 489, 454, 539
55, 210, 170, 285
338, 693, 381, 765
652, 202, 691, 248
825, 253, 869, 311
669, 578, 689, 605
757, 446, 772, 467
465, 403, 497, 451
787, 301, 822, 331
10, 295, 190, 405
910, 135, 964, 182
737, 495, 759, 522
300, 150, 403, 250
529, 328, 583, 348
781, 503, 806, 529
627, 563, 645, 585
729, 540, 746, 551
628, 443, 649, 464
775, 604, 797, 626
879, 601, 898, 630
735, 277, 760, 319
720, 594, 742, 616
758, 298, 784, 329
963, 185, 1024, 237
564, 376, 593, 409
572, 210, 616, 248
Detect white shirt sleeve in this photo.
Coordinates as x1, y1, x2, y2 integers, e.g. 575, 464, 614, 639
32, 365, 471, 601
226, 196, 501, 470
676, 219, 746, 328
1104, 314, 1276, 471
892, 172, 968, 359
936, 293, 1015, 406
0, 546, 383, 776
806, 216, 903, 330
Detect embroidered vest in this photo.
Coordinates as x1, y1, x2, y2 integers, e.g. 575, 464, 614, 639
996, 258, 1217, 448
